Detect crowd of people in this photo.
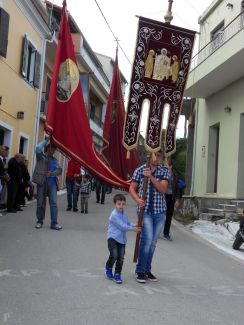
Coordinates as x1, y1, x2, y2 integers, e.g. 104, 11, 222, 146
1, 140, 183, 285
0, 145, 34, 217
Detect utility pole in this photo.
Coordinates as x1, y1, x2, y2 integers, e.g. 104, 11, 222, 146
164, 0, 173, 24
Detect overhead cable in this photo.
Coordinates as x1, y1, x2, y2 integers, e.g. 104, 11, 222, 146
93, 0, 132, 65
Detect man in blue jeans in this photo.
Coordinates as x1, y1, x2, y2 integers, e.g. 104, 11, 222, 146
32, 139, 62, 230
129, 150, 169, 283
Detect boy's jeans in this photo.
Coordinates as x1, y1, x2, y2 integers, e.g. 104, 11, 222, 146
66, 178, 79, 209
136, 212, 166, 274
36, 181, 58, 225
106, 238, 125, 274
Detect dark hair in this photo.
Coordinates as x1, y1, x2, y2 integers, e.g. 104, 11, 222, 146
113, 193, 126, 203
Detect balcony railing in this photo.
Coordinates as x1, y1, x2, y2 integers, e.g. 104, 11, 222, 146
190, 11, 244, 71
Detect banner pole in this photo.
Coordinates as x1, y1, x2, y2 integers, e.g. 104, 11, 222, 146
133, 152, 151, 263
164, 0, 173, 24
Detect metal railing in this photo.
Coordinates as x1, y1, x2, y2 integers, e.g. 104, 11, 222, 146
190, 11, 244, 71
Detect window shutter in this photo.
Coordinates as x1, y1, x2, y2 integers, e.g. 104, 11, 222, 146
34, 51, 41, 88
0, 8, 10, 58
21, 35, 28, 78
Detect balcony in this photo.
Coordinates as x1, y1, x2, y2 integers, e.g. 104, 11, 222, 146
185, 12, 244, 98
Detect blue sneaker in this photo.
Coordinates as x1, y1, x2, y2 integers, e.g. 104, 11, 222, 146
113, 273, 122, 284
105, 268, 113, 280
164, 234, 173, 241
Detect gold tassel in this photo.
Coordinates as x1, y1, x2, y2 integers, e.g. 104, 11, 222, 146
152, 152, 156, 161
126, 150, 130, 159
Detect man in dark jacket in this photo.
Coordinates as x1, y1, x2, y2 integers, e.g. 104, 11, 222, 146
163, 158, 180, 241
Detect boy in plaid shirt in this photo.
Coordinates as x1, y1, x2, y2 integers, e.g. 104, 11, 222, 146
80, 174, 91, 213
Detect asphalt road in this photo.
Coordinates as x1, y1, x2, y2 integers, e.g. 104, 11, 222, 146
0, 190, 243, 325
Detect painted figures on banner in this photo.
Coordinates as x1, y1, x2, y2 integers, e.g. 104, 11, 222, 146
144, 48, 179, 83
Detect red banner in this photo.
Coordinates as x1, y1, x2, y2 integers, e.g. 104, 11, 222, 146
102, 49, 140, 180
45, 2, 129, 190
123, 16, 196, 156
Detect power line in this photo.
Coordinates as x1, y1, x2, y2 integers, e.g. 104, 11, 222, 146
183, 0, 202, 15
93, 0, 132, 65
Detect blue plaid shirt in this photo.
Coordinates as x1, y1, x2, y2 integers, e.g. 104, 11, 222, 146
132, 164, 169, 214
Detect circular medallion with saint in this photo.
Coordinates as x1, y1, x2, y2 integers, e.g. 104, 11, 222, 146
56, 58, 79, 102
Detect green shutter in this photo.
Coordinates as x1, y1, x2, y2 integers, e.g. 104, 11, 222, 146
21, 35, 28, 78
34, 51, 41, 88
0, 8, 10, 58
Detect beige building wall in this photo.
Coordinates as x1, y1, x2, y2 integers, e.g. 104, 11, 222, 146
0, 0, 47, 171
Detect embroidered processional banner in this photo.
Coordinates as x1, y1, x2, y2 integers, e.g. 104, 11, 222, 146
45, 1, 129, 190
123, 16, 196, 156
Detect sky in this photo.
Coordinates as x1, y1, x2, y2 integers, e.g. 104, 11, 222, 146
52, 0, 214, 137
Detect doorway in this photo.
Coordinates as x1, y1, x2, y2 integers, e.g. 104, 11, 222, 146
207, 123, 219, 193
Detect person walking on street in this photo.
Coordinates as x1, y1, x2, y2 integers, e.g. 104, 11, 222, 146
80, 174, 91, 213
105, 193, 141, 284
129, 150, 169, 283
163, 158, 180, 241
32, 139, 62, 230
65, 159, 82, 212
96, 178, 106, 204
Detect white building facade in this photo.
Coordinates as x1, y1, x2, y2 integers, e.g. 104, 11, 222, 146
184, 0, 244, 214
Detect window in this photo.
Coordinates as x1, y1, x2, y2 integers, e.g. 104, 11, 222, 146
241, 1, 244, 29
90, 103, 95, 120
207, 124, 219, 193
21, 35, 41, 88
0, 123, 12, 149
80, 73, 89, 109
19, 137, 25, 154
41, 76, 51, 115
210, 21, 225, 53
89, 93, 104, 128
18, 135, 28, 156
0, 7, 9, 58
